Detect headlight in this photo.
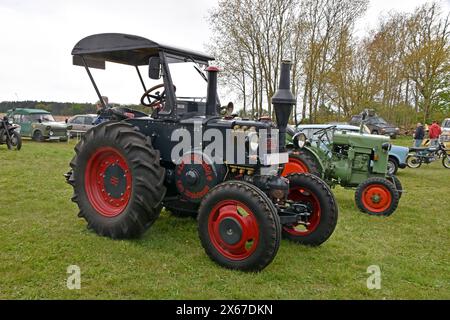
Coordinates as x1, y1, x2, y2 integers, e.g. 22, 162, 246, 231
247, 132, 259, 153
8, 119, 13, 125
46, 126, 51, 131
49, 130, 54, 136
293, 133, 307, 149
382, 142, 391, 151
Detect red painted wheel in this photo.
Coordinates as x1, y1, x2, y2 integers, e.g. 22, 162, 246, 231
208, 200, 259, 260
361, 184, 392, 213
85, 147, 132, 217
282, 153, 321, 178
282, 156, 309, 176
69, 122, 165, 239
282, 173, 338, 246
198, 181, 281, 271
355, 177, 399, 216
284, 187, 321, 236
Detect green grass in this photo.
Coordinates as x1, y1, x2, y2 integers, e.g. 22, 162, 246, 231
0, 137, 449, 299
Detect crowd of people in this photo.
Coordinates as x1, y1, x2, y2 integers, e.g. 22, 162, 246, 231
413, 121, 443, 148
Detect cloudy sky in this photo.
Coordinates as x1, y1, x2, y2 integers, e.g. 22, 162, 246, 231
0, 0, 448, 104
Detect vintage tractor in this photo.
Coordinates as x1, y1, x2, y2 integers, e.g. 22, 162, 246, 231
65, 33, 338, 272
283, 120, 402, 216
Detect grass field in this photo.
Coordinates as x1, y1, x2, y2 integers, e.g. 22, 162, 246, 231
0, 137, 449, 299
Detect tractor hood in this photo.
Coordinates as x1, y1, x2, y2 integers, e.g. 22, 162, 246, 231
334, 131, 390, 148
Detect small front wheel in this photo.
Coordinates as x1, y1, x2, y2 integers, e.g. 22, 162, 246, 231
198, 181, 281, 272
355, 177, 399, 216
8, 131, 22, 150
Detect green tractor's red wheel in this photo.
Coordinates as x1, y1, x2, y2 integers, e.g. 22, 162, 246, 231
68, 122, 166, 239
282, 152, 321, 177
198, 181, 281, 272
355, 177, 399, 216
283, 173, 338, 246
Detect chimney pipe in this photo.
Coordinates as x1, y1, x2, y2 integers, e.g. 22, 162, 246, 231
205, 66, 219, 116
272, 60, 296, 152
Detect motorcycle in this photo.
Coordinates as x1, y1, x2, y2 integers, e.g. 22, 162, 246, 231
0, 116, 22, 150
407, 142, 449, 169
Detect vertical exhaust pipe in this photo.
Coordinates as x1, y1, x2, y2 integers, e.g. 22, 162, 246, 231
272, 60, 296, 152
206, 66, 219, 116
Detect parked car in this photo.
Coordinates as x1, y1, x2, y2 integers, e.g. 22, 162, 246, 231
441, 118, 450, 147
442, 118, 450, 132
287, 124, 408, 175
7, 108, 70, 142
349, 111, 399, 139
67, 114, 97, 137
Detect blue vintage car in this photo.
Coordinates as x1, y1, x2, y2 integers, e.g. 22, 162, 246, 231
287, 124, 408, 175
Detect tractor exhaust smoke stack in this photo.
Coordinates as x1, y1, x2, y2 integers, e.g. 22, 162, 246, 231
206, 66, 219, 116
272, 60, 296, 152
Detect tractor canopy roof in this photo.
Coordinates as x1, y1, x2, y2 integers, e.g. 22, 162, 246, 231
8, 108, 51, 115
72, 33, 215, 68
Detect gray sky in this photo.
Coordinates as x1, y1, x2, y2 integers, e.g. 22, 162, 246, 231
0, 0, 448, 104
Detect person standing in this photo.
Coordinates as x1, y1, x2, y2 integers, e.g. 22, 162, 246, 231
428, 120, 442, 147
413, 123, 425, 148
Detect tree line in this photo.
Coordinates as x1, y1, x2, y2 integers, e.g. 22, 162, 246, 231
208, 0, 450, 127
0, 100, 97, 116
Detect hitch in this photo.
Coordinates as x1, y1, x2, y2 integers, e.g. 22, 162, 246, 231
277, 203, 311, 225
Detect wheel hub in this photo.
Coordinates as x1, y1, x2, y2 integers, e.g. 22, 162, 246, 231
103, 163, 127, 198
371, 194, 381, 203
185, 170, 199, 186
218, 217, 243, 245
85, 147, 132, 217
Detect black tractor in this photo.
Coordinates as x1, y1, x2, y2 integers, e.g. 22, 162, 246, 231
65, 33, 338, 271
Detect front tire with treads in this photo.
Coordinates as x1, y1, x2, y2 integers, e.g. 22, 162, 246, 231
67, 122, 166, 239
283, 173, 338, 246
197, 181, 281, 272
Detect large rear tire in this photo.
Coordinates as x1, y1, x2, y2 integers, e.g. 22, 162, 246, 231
387, 175, 403, 200
68, 122, 166, 239
197, 181, 281, 272
355, 177, 399, 216
283, 173, 338, 246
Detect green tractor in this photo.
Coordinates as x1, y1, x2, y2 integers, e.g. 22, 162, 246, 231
283, 121, 402, 216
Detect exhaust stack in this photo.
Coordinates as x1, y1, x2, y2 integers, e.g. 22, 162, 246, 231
205, 66, 219, 116
272, 60, 296, 152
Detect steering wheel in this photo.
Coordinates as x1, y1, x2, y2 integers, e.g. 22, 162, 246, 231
140, 84, 166, 108
140, 83, 177, 109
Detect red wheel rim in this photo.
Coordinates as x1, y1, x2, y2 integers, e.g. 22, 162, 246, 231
282, 156, 310, 177
85, 147, 132, 217
208, 200, 260, 260
361, 184, 392, 213
284, 187, 321, 236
